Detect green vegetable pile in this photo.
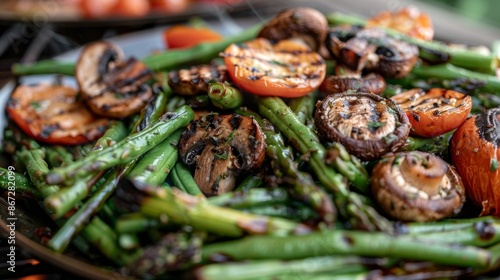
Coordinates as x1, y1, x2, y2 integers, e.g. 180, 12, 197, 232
2, 8, 500, 280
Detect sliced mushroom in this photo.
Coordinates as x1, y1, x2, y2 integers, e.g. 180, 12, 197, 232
314, 91, 410, 161
257, 7, 328, 51
320, 65, 386, 95
325, 25, 374, 72
75, 41, 155, 118
168, 64, 228, 96
179, 114, 266, 196
371, 151, 466, 222
325, 26, 419, 78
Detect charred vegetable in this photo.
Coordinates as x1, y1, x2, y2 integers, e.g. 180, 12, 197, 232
6, 84, 109, 145
320, 65, 386, 95
450, 108, 500, 217
178, 113, 266, 196
222, 38, 326, 98
366, 6, 434, 41
75, 41, 155, 118
257, 7, 328, 51
392, 88, 472, 138
168, 64, 228, 96
314, 91, 411, 161
325, 26, 419, 78
371, 151, 466, 222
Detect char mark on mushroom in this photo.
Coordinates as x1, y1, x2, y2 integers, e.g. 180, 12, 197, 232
315, 91, 410, 161
179, 113, 266, 196
75, 41, 156, 119
168, 64, 228, 96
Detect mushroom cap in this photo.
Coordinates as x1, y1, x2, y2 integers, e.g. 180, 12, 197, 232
371, 151, 466, 222
179, 113, 266, 196
258, 7, 328, 51
325, 26, 418, 78
75, 41, 154, 118
314, 91, 410, 161
320, 72, 386, 95
168, 64, 228, 96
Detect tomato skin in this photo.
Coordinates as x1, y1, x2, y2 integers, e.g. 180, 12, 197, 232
391, 88, 472, 138
163, 25, 222, 49
223, 38, 326, 98
114, 0, 150, 17
151, 0, 189, 13
450, 109, 500, 217
367, 6, 434, 41
80, 0, 118, 18
6, 84, 110, 145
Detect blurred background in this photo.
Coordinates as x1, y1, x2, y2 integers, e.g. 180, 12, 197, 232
0, 0, 499, 279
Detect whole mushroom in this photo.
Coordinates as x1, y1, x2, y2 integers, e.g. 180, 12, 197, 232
314, 91, 410, 161
320, 65, 386, 95
371, 151, 466, 222
325, 26, 419, 78
75, 41, 155, 118
178, 113, 266, 196
257, 7, 328, 51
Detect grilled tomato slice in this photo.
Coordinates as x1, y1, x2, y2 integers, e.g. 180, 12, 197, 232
391, 88, 472, 138
6, 84, 110, 145
222, 38, 326, 98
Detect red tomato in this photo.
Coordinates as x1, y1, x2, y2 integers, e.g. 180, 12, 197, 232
366, 6, 434, 41
222, 38, 326, 98
163, 25, 222, 49
150, 0, 189, 13
114, 0, 150, 17
450, 108, 500, 216
391, 88, 472, 137
6, 84, 110, 145
80, 0, 118, 18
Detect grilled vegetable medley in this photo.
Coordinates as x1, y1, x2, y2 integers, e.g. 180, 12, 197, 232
4, 6, 500, 280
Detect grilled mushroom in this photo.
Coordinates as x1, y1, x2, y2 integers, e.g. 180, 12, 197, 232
371, 151, 466, 222
257, 7, 328, 51
168, 64, 228, 96
179, 114, 266, 196
75, 41, 155, 118
325, 26, 419, 78
314, 91, 410, 161
320, 65, 386, 95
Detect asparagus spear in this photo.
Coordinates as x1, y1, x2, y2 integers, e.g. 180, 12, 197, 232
208, 82, 244, 110
115, 213, 165, 234
324, 142, 370, 193
402, 129, 454, 156
170, 161, 203, 196
194, 256, 378, 280
18, 148, 60, 198
257, 96, 391, 232
208, 188, 290, 209
114, 179, 311, 237
44, 122, 129, 218
45, 106, 194, 185
12, 23, 263, 76
236, 108, 336, 227
398, 216, 499, 234
240, 204, 319, 222
411, 63, 500, 94
45, 146, 74, 167
326, 12, 499, 73
47, 164, 133, 252
234, 173, 264, 192
0, 167, 42, 198
127, 129, 182, 185
288, 90, 317, 127
201, 230, 491, 268
127, 232, 203, 277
